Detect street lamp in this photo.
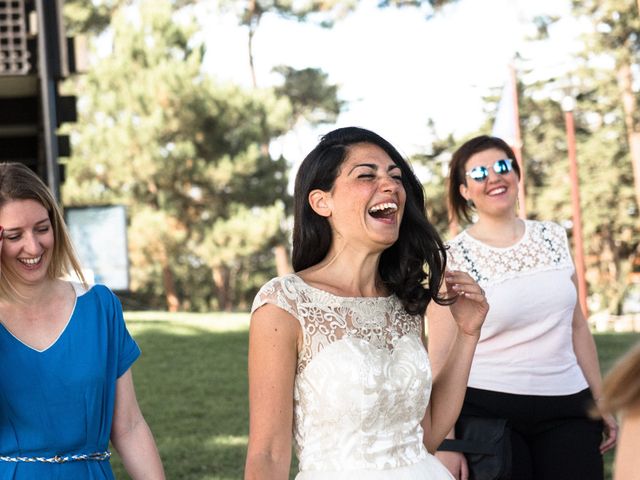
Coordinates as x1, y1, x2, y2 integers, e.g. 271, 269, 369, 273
562, 96, 589, 318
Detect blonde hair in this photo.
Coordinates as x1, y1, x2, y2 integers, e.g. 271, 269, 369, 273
0, 163, 86, 300
601, 341, 640, 416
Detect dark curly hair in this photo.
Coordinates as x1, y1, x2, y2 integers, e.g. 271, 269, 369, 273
292, 126, 450, 316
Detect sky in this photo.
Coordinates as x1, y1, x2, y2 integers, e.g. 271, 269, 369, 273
200, 0, 581, 163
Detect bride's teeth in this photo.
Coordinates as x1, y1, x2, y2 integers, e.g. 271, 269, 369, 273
369, 202, 398, 213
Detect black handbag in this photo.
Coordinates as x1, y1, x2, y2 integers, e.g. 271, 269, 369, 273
438, 416, 512, 480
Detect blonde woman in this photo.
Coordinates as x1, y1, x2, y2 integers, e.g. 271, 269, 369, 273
0, 163, 164, 479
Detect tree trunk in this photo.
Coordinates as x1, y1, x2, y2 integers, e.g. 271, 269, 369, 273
616, 62, 640, 211
245, 2, 289, 275
247, 0, 258, 88
161, 261, 180, 312
274, 243, 292, 275
212, 265, 231, 311
248, 24, 257, 88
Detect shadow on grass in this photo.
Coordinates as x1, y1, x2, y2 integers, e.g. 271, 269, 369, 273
111, 325, 250, 480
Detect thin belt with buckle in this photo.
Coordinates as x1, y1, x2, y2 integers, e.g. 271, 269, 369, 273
0, 451, 111, 463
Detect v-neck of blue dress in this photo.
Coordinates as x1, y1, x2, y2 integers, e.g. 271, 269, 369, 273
0, 283, 140, 479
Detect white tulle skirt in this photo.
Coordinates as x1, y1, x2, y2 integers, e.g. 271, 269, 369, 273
295, 455, 454, 480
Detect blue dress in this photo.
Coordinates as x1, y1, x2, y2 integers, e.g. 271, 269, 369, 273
0, 283, 140, 479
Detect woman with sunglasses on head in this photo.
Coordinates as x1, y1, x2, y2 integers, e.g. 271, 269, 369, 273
427, 135, 616, 480
0, 163, 164, 479
245, 127, 489, 479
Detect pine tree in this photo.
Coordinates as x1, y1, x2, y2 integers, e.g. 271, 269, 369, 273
64, 0, 291, 310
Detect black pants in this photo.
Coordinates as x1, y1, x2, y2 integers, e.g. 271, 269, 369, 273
460, 387, 604, 480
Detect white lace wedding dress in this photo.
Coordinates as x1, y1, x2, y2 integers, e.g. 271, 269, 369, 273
252, 274, 454, 479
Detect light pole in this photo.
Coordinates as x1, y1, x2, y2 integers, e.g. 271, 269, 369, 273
562, 96, 589, 318
510, 63, 526, 219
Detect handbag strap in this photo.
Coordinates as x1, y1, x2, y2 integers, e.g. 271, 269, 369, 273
438, 438, 497, 456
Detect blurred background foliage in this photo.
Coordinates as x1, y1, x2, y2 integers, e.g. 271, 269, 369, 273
61, 0, 640, 315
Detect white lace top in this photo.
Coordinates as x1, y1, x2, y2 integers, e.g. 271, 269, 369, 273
252, 274, 454, 478
447, 220, 588, 395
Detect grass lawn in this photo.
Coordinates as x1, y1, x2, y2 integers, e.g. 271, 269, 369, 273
111, 311, 640, 479
113, 312, 252, 480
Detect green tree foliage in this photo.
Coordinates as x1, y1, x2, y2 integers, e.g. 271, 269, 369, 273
64, 0, 199, 35
572, 0, 640, 62
217, 0, 357, 87
546, 1, 640, 311
469, 62, 639, 312
463, 14, 640, 312
539, 101, 635, 311
411, 15, 639, 313
64, 0, 291, 311
409, 121, 457, 237
572, 0, 640, 212
61, 0, 479, 312
218, 0, 358, 30
377, 0, 457, 10
63, 0, 117, 35
214, 1, 352, 277
273, 66, 344, 126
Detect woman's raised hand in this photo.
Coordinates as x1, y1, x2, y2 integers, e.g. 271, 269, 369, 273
444, 270, 489, 337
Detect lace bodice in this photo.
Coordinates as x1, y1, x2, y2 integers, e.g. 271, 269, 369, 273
447, 220, 573, 287
446, 220, 587, 396
251, 274, 434, 473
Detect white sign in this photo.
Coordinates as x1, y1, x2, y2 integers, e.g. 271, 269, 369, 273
65, 205, 129, 290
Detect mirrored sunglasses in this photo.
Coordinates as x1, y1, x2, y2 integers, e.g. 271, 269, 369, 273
465, 159, 513, 183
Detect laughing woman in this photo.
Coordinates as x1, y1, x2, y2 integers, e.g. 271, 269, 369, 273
0, 163, 164, 479
244, 127, 489, 479
429, 135, 617, 480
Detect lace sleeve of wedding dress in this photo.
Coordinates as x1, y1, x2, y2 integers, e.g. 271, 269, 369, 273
252, 274, 424, 374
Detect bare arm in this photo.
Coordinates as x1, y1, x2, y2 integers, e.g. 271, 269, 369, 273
244, 304, 299, 480
426, 291, 470, 479
570, 274, 617, 453
110, 370, 165, 480
422, 271, 488, 453
614, 410, 640, 480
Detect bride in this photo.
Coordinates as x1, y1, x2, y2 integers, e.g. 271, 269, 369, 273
244, 127, 488, 479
